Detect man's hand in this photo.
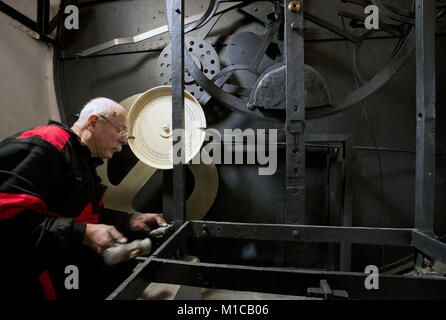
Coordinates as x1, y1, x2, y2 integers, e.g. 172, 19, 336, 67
83, 224, 127, 255
131, 213, 167, 236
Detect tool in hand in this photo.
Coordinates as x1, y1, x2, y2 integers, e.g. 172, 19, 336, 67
151, 223, 174, 237
103, 238, 152, 265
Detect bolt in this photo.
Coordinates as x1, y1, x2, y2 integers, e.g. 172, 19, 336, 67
292, 230, 300, 239
248, 103, 256, 111
291, 22, 298, 30
202, 224, 208, 236
288, 1, 301, 13
175, 8, 181, 14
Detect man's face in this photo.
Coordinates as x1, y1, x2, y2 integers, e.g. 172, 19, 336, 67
90, 107, 128, 159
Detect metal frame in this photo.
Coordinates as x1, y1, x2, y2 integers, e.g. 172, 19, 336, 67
107, 220, 446, 300
0, 0, 56, 44
307, 134, 354, 272
106, 0, 445, 300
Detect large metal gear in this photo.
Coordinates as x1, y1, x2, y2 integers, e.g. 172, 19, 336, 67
163, 0, 445, 122
97, 93, 219, 221
156, 36, 221, 100
165, 0, 285, 121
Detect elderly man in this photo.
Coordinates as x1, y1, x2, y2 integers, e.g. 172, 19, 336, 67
0, 97, 166, 299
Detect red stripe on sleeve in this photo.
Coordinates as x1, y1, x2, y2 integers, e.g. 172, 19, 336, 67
74, 202, 99, 224
38, 270, 57, 300
0, 193, 65, 221
17, 126, 70, 151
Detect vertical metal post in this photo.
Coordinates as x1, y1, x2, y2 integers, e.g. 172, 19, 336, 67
285, 0, 306, 224
340, 137, 354, 271
415, 0, 436, 233
170, 0, 186, 229
327, 146, 342, 270
37, 0, 49, 34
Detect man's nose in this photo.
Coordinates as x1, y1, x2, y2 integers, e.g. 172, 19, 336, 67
119, 135, 128, 145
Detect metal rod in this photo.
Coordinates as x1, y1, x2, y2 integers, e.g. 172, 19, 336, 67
338, 10, 403, 38
106, 257, 157, 300
340, 137, 354, 271
106, 222, 192, 300
285, 0, 306, 224
189, 221, 413, 246
412, 231, 446, 265
147, 257, 446, 299
48, 1, 71, 34
0, 1, 54, 44
414, 0, 436, 233
305, 11, 360, 43
37, 0, 49, 34
170, 0, 186, 229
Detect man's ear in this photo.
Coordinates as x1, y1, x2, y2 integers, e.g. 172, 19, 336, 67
86, 115, 98, 132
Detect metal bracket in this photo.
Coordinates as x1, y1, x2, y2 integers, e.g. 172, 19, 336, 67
287, 119, 305, 153
77, 1, 243, 57
287, 119, 305, 134
307, 280, 349, 300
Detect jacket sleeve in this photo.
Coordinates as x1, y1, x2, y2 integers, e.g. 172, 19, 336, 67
1, 209, 86, 255
0, 138, 86, 260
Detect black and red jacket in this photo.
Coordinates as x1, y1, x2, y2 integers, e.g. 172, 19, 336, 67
0, 120, 133, 299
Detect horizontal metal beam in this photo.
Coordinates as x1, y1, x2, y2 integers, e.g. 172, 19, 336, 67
412, 231, 446, 265
189, 221, 413, 246
146, 258, 446, 300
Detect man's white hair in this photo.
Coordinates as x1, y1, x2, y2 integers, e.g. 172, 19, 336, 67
73, 97, 125, 129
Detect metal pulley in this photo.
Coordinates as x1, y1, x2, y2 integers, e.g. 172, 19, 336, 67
127, 85, 206, 169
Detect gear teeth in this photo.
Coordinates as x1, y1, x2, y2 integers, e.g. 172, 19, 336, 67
165, 1, 415, 123
307, 27, 415, 120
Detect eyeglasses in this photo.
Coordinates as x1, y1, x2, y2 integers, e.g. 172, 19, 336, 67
99, 115, 128, 138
